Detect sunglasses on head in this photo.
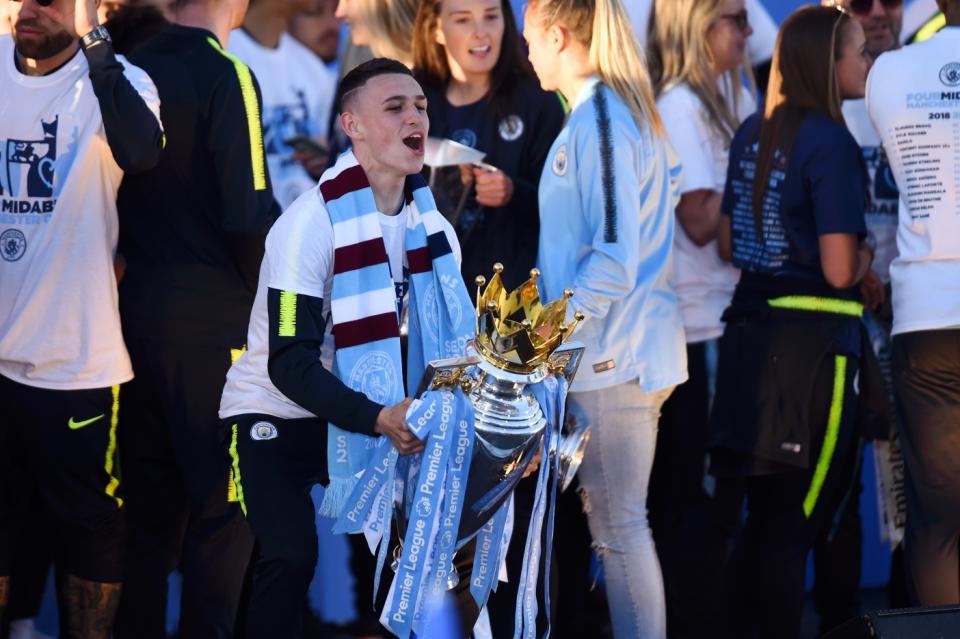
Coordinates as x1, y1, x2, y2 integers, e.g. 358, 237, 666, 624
718, 9, 750, 32
846, 0, 903, 15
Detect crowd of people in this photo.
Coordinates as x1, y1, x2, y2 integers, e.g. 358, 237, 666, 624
1, 0, 959, 638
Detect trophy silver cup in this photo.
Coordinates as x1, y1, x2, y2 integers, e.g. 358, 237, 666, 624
393, 265, 592, 582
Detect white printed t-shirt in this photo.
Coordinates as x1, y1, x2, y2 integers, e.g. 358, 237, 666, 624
228, 29, 336, 209
658, 83, 755, 343
0, 36, 161, 389
867, 27, 960, 335
843, 98, 900, 283
219, 187, 460, 420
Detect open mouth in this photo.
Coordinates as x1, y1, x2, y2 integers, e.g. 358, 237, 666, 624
403, 133, 424, 153
469, 45, 491, 56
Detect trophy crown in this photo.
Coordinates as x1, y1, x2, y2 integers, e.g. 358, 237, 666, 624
474, 265, 583, 374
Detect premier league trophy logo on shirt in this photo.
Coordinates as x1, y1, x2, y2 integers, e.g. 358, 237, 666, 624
334, 265, 590, 638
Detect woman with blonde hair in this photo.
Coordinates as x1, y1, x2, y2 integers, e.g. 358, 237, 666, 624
646, 1, 754, 635
710, 5, 873, 636
524, 0, 685, 636
335, 0, 418, 66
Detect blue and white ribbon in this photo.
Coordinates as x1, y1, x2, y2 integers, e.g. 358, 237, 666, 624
428, 406, 475, 599
471, 496, 511, 607
376, 389, 476, 639
512, 374, 567, 639
332, 436, 395, 536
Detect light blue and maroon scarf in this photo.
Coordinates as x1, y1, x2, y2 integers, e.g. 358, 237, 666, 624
317, 150, 474, 517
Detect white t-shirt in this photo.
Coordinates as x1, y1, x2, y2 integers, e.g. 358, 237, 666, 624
228, 29, 336, 209
219, 187, 460, 420
0, 36, 161, 389
867, 26, 960, 335
629, 0, 777, 64
659, 83, 755, 343
843, 99, 900, 284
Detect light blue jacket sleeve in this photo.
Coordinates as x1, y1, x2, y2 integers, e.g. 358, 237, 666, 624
568, 112, 643, 321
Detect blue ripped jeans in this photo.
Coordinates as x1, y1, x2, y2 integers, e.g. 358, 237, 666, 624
567, 381, 674, 639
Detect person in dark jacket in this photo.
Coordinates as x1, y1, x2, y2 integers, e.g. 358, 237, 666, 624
710, 6, 875, 638
111, 0, 280, 636
412, 0, 564, 292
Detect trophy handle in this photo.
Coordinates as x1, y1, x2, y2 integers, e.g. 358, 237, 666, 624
546, 342, 585, 384
414, 354, 480, 398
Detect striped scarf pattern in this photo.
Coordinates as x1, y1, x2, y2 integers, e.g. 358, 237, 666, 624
317, 151, 474, 516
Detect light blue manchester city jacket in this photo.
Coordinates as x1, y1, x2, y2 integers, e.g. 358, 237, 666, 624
537, 76, 688, 393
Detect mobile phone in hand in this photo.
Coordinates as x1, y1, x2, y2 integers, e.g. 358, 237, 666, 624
283, 135, 329, 157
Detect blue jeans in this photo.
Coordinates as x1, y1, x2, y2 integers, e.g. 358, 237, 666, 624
568, 381, 674, 639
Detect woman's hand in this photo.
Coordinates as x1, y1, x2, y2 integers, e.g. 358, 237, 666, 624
473, 166, 514, 208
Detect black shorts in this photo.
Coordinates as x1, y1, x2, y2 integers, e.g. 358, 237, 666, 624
0, 374, 126, 583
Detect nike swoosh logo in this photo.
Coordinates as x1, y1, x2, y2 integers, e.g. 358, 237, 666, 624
68, 414, 105, 430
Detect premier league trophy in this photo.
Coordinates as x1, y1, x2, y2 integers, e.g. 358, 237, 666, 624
395, 263, 592, 573
354, 264, 592, 638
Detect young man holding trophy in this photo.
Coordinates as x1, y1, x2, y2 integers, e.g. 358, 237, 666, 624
219, 56, 587, 638
217, 57, 468, 636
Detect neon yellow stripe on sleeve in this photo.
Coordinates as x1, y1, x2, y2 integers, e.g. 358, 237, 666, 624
207, 37, 268, 191
278, 291, 297, 337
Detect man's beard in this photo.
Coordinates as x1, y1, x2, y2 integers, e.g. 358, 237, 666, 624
864, 19, 902, 57
14, 28, 75, 61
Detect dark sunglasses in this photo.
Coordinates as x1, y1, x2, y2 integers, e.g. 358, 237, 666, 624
718, 9, 750, 32
846, 0, 903, 16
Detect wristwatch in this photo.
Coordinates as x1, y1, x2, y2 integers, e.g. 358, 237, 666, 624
80, 25, 112, 50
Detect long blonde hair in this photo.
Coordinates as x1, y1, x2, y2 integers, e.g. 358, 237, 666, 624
528, 0, 663, 135
648, 0, 752, 144
354, 0, 419, 66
